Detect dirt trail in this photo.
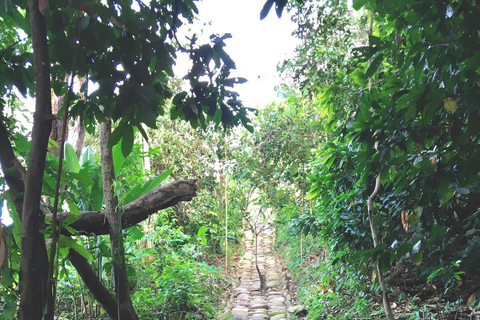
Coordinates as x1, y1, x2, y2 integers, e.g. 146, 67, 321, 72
221, 225, 306, 320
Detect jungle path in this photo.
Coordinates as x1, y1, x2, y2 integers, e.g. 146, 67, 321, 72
221, 225, 306, 320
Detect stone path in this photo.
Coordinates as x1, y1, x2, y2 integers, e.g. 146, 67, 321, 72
222, 225, 306, 320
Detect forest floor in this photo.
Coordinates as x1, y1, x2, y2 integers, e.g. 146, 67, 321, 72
218, 224, 307, 320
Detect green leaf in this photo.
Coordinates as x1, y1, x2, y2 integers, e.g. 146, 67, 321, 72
90, 175, 104, 211
365, 53, 384, 78
396, 242, 413, 257
61, 213, 81, 235
68, 172, 94, 186
6, 193, 22, 250
59, 237, 93, 261
65, 199, 80, 216
197, 226, 207, 238
123, 184, 144, 204
274, 0, 287, 18
121, 124, 134, 158
412, 251, 422, 265
149, 55, 157, 73
235, 77, 248, 84
173, 91, 188, 105
389, 154, 409, 165
429, 224, 447, 242
123, 167, 173, 204
113, 140, 126, 178
108, 122, 126, 148
352, 0, 369, 10
81, 146, 94, 165
404, 103, 417, 122
260, 0, 275, 20
65, 143, 80, 173
142, 167, 174, 193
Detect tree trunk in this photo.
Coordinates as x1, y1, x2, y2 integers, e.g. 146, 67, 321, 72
99, 118, 139, 320
19, 0, 52, 318
49, 75, 69, 158
70, 76, 87, 159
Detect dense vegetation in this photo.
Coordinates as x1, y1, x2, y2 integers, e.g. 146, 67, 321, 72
1, 0, 480, 319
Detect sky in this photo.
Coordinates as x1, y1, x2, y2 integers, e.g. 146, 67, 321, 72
178, 0, 300, 109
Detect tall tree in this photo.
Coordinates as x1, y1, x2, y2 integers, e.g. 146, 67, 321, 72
19, 0, 52, 317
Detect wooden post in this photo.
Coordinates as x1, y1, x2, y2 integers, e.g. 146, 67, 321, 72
224, 134, 228, 270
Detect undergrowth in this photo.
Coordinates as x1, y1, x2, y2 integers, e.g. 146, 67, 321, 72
275, 223, 384, 319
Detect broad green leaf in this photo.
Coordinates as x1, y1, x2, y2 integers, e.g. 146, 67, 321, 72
123, 167, 173, 204
59, 237, 93, 261
389, 154, 409, 165
306, 188, 319, 200
412, 252, 422, 265
197, 226, 207, 238
123, 184, 144, 205
81, 146, 94, 165
121, 125, 134, 158
173, 91, 188, 105
429, 225, 447, 242
396, 242, 413, 257
124, 225, 145, 241
65, 143, 80, 173
149, 55, 157, 73
142, 167, 174, 194
90, 177, 104, 211
68, 172, 94, 186
65, 199, 80, 216
113, 140, 126, 178
352, 0, 369, 10
6, 193, 22, 250
108, 122, 126, 148
365, 53, 384, 78
404, 103, 417, 122
260, 0, 275, 20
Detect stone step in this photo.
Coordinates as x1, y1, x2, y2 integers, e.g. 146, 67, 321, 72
223, 225, 306, 320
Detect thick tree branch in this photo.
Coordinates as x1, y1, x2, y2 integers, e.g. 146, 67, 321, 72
19, 0, 52, 317
51, 179, 197, 235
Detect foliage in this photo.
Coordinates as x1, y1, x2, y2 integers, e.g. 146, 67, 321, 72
276, 213, 383, 319
257, 0, 480, 317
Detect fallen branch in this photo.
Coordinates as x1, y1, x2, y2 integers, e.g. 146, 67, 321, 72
49, 179, 197, 235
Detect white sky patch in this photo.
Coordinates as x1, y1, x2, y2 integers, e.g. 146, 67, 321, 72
176, 0, 299, 109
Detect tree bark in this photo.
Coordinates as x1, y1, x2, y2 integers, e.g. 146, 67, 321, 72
99, 117, 138, 320
51, 179, 197, 235
49, 76, 69, 158
19, 0, 52, 318
70, 76, 87, 159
